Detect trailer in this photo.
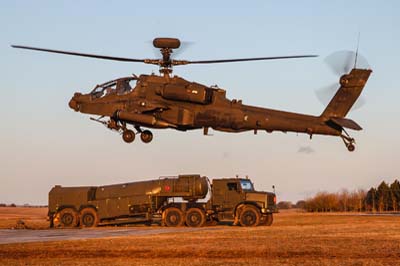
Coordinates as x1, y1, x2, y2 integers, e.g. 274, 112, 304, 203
48, 174, 277, 228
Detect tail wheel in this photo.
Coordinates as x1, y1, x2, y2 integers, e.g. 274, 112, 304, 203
347, 143, 355, 152
239, 205, 260, 227
185, 208, 206, 227
163, 207, 185, 227
122, 129, 135, 143
57, 208, 79, 228
260, 214, 273, 226
80, 207, 99, 228
140, 130, 153, 143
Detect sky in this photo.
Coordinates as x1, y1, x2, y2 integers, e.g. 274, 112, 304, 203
1, 1, 399, 205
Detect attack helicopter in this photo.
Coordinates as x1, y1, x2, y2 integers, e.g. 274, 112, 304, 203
12, 38, 371, 151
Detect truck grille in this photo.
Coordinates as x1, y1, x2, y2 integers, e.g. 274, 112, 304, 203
267, 194, 275, 206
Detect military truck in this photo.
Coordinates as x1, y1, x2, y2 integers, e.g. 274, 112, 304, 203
48, 174, 277, 228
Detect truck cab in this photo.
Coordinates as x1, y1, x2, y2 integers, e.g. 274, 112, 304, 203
208, 178, 277, 226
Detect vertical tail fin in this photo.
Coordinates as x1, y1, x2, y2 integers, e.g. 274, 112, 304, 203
321, 68, 372, 118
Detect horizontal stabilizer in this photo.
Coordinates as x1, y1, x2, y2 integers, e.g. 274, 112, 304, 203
329, 117, 362, 131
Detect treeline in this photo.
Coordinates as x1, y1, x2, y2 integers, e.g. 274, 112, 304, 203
304, 189, 366, 212
277, 179, 400, 212
365, 180, 400, 212
0, 203, 47, 208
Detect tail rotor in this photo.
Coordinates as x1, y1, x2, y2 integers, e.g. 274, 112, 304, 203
315, 50, 370, 111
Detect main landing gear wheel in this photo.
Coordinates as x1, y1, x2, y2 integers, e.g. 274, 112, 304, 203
122, 129, 135, 143
140, 130, 153, 143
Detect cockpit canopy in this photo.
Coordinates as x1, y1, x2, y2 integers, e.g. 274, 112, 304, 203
90, 76, 138, 98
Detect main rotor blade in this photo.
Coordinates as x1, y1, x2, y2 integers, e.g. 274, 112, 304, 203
11, 45, 147, 63
185, 55, 318, 64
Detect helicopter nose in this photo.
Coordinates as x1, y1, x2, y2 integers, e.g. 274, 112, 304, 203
69, 93, 82, 111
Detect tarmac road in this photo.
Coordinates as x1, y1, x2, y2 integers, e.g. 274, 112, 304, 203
0, 227, 217, 245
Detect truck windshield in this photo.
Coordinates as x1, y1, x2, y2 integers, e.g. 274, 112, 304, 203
240, 180, 254, 192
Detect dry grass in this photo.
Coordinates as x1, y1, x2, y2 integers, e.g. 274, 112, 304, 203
0, 207, 48, 229
0, 209, 399, 265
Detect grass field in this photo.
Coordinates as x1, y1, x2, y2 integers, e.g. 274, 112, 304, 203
0, 207, 48, 229
0, 207, 399, 266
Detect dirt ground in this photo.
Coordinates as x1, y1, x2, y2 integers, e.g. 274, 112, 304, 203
0, 208, 399, 266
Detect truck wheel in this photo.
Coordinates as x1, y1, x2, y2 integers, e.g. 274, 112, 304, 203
265, 214, 273, 226
260, 214, 273, 226
163, 207, 185, 227
80, 208, 99, 228
185, 208, 206, 227
58, 208, 79, 228
239, 206, 260, 227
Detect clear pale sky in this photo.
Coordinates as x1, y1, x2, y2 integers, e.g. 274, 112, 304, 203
1, 1, 399, 204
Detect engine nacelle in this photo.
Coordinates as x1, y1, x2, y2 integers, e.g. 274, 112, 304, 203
159, 83, 211, 104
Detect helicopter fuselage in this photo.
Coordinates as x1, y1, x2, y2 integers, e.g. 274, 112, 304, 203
69, 73, 342, 139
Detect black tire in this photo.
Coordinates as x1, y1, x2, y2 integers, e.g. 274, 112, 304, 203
185, 208, 206, 227
58, 208, 79, 228
347, 144, 355, 152
260, 214, 273, 226
80, 208, 99, 228
239, 205, 260, 227
163, 207, 185, 227
140, 130, 153, 143
122, 129, 135, 143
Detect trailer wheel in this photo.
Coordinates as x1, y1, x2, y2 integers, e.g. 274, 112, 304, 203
163, 207, 185, 227
80, 208, 99, 228
239, 205, 260, 227
185, 208, 206, 227
58, 208, 79, 228
260, 213, 273, 226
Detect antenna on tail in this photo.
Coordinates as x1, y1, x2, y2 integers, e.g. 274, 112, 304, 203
354, 32, 360, 68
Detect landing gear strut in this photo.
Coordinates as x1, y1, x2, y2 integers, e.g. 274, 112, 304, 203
340, 129, 356, 152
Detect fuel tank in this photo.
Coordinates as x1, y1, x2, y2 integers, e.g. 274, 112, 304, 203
95, 174, 208, 201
